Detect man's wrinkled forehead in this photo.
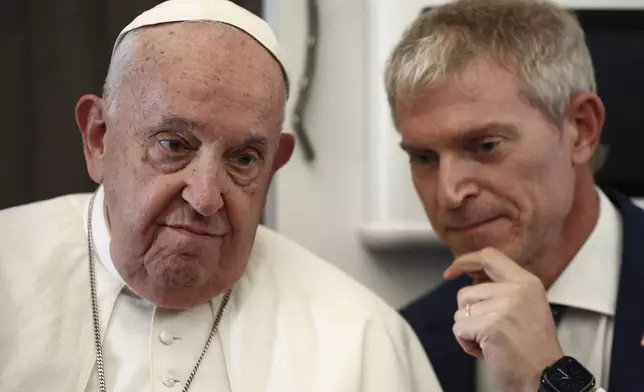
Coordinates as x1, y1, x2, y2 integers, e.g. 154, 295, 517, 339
132, 22, 261, 64
112, 25, 283, 140
114, 26, 289, 106
133, 23, 285, 104
111, 0, 290, 95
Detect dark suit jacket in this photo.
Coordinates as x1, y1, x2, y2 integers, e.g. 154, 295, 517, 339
401, 189, 644, 391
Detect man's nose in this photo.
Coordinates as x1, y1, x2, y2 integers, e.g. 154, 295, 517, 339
181, 159, 224, 217
436, 156, 479, 210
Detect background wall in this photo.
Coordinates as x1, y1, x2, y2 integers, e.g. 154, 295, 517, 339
268, 0, 451, 309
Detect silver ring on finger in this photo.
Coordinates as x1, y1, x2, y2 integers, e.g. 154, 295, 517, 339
465, 303, 472, 317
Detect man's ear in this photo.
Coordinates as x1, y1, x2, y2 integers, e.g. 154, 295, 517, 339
272, 133, 296, 173
565, 92, 605, 166
76, 94, 108, 184
262, 133, 295, 204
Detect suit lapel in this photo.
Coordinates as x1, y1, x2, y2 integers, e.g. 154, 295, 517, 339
401, 276, 475, 392
603, 190, 644, 391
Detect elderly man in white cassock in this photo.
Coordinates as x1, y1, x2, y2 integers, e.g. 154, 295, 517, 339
0, 0, 443, 391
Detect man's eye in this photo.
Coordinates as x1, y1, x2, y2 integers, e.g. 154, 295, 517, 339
409, 151, 437, 165
159, 139, 189, 153
474, 138, 502, 154
230, 153, 259, 167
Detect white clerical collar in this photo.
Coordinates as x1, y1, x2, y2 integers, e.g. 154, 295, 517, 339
83, 185, 127, 286
547, 188, 621, 316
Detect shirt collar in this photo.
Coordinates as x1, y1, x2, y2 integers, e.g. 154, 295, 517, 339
546, 188, 622, 316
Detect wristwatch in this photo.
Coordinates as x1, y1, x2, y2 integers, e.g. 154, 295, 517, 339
538, 356, 597, 392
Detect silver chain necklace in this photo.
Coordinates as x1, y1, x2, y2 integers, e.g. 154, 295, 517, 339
86, 191, 232, 392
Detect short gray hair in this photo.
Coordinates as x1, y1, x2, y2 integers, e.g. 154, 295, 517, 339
384, 0, 596, 125
102, 28, 144, 115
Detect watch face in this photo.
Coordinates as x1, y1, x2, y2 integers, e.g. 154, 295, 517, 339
543, 356, 595, 392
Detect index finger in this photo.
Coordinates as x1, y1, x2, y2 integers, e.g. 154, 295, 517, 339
443, 247, 531, 282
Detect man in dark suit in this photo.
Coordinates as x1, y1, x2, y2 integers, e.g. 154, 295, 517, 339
384, 0, 643, 391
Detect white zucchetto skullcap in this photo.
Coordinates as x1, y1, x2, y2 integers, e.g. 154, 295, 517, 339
112, 0, 289, 92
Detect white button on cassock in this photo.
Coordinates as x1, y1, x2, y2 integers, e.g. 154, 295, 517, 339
159, 330, 176, 345
161, 373, 180, 388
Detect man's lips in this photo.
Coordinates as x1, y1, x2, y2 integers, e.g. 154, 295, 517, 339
163, 224, 222, 237
446, 217, 501, 232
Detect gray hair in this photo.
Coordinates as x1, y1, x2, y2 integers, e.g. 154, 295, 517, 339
102, 28, 144, 115
384, 0, 596, 126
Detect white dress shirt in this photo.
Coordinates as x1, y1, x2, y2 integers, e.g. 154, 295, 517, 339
83, 186, 231, 392
477, 188, 620, 391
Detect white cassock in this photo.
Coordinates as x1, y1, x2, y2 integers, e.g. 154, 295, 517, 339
0, 187, 443, 391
